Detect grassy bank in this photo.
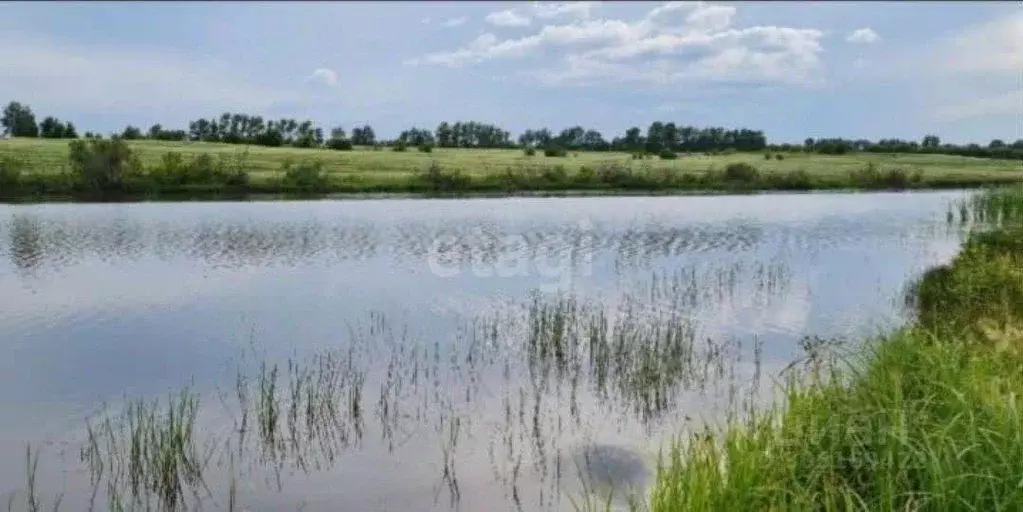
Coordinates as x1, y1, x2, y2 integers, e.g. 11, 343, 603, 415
1, 138, 1020, 201
649, 186, 1023, 511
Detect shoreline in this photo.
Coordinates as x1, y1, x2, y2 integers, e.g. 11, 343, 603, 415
647, 185, 1023, 510
1, 179, 1018, 205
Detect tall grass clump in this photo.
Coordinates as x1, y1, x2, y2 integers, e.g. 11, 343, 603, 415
648, 186, 1023, 511
79, 388, 208, 511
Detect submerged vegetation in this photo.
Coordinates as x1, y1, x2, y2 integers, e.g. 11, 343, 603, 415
3, 262, 788, 510
648, 185, 1023, 511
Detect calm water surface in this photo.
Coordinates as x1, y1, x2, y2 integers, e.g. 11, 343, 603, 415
0, 191, 970, 510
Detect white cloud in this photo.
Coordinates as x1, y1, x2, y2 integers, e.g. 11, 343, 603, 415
440, 16, 468, 28
485, 9, 532, 28
309, 68, 340, 87
0, 32, 296, 114
532, 1, 597, 21
932, 90, 1023, 123
845, 28, 880, 44
414, 2, 826, 88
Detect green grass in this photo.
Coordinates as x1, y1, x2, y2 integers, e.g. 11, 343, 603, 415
646, 185, 1023, 511
1, 138, 1020, 201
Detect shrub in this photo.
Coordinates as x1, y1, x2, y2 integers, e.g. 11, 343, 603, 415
543, 146, 568, 158
186, 154, 219, 184
151, 152, 188, 185
418, 144, 433, 153
849, 163, 921, 189
419, 161, 470, 192
68, 137, 144, 193
766, 169, 814, 190
632, 152, 645, 160
216, 150, 252, 187
679, 172, 699, 186
764, 152, 773, 160
775, 153, 785, 161
498, 165, 539, 190
596, 162, 633, 186
150, 151, 249, 188
281, 160, 329, 192
0, 156, 24, 193
884, 168, 913, 189
576, 165, 596, 184
541, 165, 568, 184
659, 150, 678, 160
392, 142, 408, 152
524, 147, 536, 157
326, 139, 354, 151
723, 162, 761, 183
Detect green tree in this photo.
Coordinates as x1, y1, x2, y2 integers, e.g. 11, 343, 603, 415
39, 117, 64, 139
121, 125, 143, 140
645, 122, 665, 153
351, 125, 375, 146
621, 127, 644, 152
1, 101, 39, 137
436, 122, 453, 148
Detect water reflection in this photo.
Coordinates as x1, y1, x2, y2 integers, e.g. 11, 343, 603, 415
0, 202, 958, 276
7, 215, 44, 275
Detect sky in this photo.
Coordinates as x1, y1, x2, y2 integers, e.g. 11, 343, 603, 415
0, 1, 1020, 144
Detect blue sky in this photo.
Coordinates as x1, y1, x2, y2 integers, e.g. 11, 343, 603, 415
0, 1, 1020, 144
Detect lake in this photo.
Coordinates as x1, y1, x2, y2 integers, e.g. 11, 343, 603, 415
0, 191, 971, 511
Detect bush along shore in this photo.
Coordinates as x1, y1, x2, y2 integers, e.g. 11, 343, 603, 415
648, 185, 1023, 511
1, 138, 1021, 202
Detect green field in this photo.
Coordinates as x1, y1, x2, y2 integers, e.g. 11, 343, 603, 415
1, 137, 1021, 200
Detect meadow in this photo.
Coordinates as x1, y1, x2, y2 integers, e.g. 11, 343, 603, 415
1, 138, 1021, 200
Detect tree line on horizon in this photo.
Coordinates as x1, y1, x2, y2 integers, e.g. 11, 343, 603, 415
3, 100, 1022, 160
